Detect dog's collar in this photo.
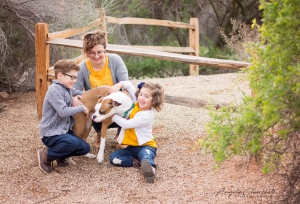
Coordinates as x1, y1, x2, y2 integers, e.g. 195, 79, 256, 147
122, 103, 135, 118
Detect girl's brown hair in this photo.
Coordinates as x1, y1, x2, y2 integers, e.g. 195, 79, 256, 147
83, 31, 106, 56
135, 82, 164, 112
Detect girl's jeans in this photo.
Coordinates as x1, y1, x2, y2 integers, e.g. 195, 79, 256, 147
110, 146, 157, 168
41, 130, 90, 161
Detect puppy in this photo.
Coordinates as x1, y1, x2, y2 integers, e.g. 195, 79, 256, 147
69, 86, 110, 164
92, 91, 134, 163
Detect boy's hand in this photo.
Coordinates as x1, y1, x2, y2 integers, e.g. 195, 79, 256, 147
72, 95, 83, 107
83, 106, 89, 118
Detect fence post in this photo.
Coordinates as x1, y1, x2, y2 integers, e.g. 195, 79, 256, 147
100, 8, 108, 43
35, 23, 49, 119
189, 18, 199, 75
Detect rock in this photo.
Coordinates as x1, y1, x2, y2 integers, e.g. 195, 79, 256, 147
0, 92, 8, 99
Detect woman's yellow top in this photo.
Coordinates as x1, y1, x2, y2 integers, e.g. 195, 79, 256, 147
86, 55, 114, 88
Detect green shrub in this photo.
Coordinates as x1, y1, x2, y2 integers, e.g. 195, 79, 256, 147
123, 56, 189, 79
199, 0, 300, 175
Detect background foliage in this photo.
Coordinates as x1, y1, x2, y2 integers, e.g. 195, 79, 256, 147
0, 0, 98, 92
200, 0, 300, 203
104, 0, 261, 47
0, 0, 261, 93
104, 0, 261, 77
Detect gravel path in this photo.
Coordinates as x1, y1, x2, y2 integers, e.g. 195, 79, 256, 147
0, 73, 279, 203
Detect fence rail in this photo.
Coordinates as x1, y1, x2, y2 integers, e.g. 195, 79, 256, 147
105, 16, 196, 29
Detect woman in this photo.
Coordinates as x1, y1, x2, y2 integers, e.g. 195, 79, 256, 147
74, 31, 129, 92
73, 31, 129, 144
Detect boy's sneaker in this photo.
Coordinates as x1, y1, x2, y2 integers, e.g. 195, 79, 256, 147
141, 160, 155, 183
37, 147, 52, 173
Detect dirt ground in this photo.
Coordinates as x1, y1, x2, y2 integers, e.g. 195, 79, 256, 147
0, 73, 280, 203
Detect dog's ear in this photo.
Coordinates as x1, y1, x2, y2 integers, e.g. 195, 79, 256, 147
111, 100, 122, 107
97, 95, 105, 103
97, 95, 103, 99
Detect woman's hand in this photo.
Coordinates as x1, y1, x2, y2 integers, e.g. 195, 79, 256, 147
72, 95, 83, 107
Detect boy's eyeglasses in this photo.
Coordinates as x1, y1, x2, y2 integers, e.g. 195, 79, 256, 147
88, 50, 105, 57
63, 73, 77, 80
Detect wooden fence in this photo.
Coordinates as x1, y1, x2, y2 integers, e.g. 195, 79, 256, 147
35, 10, 250, 119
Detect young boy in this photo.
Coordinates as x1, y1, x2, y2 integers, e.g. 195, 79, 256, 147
38, 59, 90, 173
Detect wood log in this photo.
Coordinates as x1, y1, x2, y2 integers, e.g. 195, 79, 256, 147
164, 94, 232, 109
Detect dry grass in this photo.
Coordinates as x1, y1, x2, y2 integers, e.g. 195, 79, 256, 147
0, 73, 280, 203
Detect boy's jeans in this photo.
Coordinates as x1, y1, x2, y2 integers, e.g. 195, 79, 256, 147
42, 130, 90, 161
110, 145, 157, 168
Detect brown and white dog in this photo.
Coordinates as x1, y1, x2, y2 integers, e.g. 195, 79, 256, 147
71, 86, 110, 163
73, 86, 109, 140
92, 91, 134, 163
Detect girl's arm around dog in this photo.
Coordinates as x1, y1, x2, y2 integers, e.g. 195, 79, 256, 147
112, 110, 153, 129
113, 81, 137, 102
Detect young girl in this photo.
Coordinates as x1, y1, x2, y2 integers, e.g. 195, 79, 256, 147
109, 81, 164, 183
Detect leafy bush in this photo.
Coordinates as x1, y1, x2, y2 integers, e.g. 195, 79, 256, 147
220, 18, 261, 62
123, 56, 189, 79
201, 0, 300, 171
199, 0, 300, 202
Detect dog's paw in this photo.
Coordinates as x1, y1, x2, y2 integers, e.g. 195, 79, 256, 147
97, 152, 104, 163
67, 157, 76, 165
85, 153, 96, 159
